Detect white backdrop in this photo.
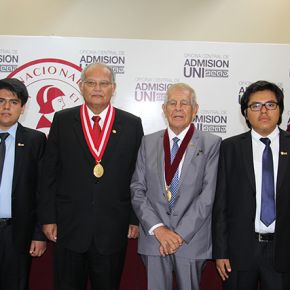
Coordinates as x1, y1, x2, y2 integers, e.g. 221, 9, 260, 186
1, 35, 290, 137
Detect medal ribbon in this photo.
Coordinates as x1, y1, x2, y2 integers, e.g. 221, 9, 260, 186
80, 104, 115, 163
164, 124, 195, 187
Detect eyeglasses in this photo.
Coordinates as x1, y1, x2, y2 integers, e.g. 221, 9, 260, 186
0, 98, 21, 107
247, 102, 278, 112
83, 80, 112, 89
166, 99, 193, 108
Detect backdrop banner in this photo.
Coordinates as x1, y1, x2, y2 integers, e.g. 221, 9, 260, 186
1, 35, 290, 137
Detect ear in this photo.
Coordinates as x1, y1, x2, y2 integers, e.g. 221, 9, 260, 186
21, 104, 26, 114
112, 83, 117, 95
78, 81, 84, 94
191, 103, 199, 120
162, 103, 166, 114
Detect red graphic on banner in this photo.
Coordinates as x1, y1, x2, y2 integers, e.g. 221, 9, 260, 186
36, 85, 66, 129
7, 58, 83, 134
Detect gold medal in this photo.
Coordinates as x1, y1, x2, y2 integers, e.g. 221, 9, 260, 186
167, 190, 172, 202
93, 163, 104, 178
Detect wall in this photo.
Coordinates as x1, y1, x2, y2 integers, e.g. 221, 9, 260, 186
1, 0, 290, 44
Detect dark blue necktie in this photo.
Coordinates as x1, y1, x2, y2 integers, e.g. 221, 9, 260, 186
0, 133, 9, 185
260, 137, 276, 226
169, 137, 179, 210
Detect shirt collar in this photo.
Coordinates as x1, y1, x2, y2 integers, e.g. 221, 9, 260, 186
86, 104, 109, 124
0, 122, 18, 138
168, 124, 191, 142
251, 126, 279, 143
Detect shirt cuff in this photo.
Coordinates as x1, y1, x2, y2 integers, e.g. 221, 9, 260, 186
148, 223, 164, 235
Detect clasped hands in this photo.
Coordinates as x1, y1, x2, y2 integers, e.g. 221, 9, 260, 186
153, 226, 183, 256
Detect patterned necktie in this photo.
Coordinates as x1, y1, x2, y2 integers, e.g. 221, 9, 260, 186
92, 116, 101, 142
0, 133, 9, 185
169, 137, 179, 210
260, 137, 276, 226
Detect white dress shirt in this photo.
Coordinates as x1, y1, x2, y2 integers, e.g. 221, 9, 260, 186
87, 104, 109, 130
252, 127, 279, 234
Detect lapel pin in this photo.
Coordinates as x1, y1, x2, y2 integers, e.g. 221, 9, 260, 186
112, 129, 117, 134
280, 151, 288, 156
17, 143, 25, 147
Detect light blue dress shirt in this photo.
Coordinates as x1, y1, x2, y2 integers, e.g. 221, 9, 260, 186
0, 122, 18, 218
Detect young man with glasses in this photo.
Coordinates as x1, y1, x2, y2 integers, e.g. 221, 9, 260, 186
213, 80, 290, 290
0, 78, 46, 290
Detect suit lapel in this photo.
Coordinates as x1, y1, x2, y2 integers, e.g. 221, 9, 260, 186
276, 130, 290, 194
241, 131, 256, 191
12, 123, 25, 192
178, 130, 200, 188
101, 109, 122, 165
72, 108, 95, 167
157, 131, 165, 193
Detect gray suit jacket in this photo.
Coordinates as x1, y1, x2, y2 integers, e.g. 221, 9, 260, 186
131, 128, 221, 259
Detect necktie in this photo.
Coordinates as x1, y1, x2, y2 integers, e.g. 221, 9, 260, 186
169, 137, 179, 210
92, 116, 101, 142
0, 133, 9, 185
260, 137, 276, 226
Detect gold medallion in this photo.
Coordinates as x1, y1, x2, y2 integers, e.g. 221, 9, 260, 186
93, 163, 104, 178
167, 190, 172, 202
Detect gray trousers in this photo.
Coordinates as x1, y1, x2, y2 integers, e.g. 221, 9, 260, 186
142, 254, 206, 290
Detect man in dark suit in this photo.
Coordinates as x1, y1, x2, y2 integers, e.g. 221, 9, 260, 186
212, 80, 290, 290
0, 78, 46, 290
39, 63, 144, 290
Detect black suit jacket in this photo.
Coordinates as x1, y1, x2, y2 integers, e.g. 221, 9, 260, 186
11, 123, 46, 252
212, 129, 290, 272
39, 106, 143, 254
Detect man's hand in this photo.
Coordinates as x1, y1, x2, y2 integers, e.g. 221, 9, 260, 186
29, 240, 47, 257
128, 224, 139, 239
153, 226, 183, 256
216, 259, 232, 281
42, 224, 57, 242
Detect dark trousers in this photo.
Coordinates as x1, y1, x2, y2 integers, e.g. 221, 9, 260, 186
0, 224, 31, 290
54, 242, 127, 290
223, 239, 290, 290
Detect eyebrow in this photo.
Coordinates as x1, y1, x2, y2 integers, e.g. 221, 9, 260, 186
0, 97, 21, 101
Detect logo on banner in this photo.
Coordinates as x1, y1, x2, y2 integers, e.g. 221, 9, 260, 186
183, 53, 230, 79
194, 110, 227, 134
8, 58, 83, 134
79, 49, 125, 74
134, 77, 178, 102
0, 48, 19, 73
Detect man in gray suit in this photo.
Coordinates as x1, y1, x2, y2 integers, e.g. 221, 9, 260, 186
131, 83, 221, 290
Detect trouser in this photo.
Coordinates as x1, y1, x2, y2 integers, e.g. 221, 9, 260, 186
142, 254, 205, 290
0, 223, 31, 290
54, 242, 127, 290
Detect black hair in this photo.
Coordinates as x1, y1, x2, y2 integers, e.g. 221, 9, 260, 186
0, 78, 29, 106
240, 80, 284, 128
